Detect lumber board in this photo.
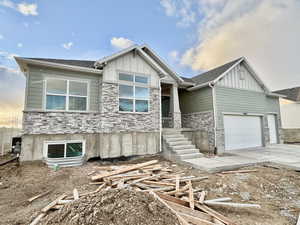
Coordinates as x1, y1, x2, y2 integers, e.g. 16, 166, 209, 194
41, 194, 67, 213
166, 184, 189, 196
164, 200, 213, 221
176, 175, 180, 191
204, 201, 261, 208
221, 169, 257, 174
29, 213, 46, 225
91, 160, 158, 181
28, 190, 51, 203
204, 198, 232, 203
195, 203, 238, 225
188, 180, 195, 209
199, 191, 206, 204
297, 212, 300, 225
151, 192, 190, 225
156, 192, 190, 207
0, 156, 18, 166
73, 188, 79, 200
178, 212, 216, 225
141, 180, 175, 186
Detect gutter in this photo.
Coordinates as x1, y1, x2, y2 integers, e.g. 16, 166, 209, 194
187, 81, 211, 91
209, 82, 218, 153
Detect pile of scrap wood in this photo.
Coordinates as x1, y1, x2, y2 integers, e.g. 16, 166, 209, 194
30, 160, 261, 225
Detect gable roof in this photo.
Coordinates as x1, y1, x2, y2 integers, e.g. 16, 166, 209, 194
26, 58, 96, 68
274, 87, 300, 101
189, 57, 243, 85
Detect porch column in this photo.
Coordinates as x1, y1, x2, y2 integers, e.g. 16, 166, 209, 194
170, 84, 182, 128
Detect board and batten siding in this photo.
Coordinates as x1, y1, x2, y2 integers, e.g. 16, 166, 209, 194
215, 86, 280, 128
102, 51, 162, 88
217, 62, 263, 92
179, 87, 213, 114
26, 65, 101, 111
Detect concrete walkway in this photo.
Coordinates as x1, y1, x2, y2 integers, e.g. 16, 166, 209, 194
183, 144, 300, 172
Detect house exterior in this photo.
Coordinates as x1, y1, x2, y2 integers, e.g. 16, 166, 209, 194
15, 45, 282, 165
273, 87, 300, 143
179, 57, 283, 153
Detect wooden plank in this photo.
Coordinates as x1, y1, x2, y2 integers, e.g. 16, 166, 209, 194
166, 184, 189, 196
80, 183, 106, 197
179, 212, 217, 225
176, 175, 180, 191
141, 180, 175, 186
125, 174, 164, 188
220, 169, 257, 174
41, 194, 67, 213
29, 213, 46, 225
150, 192, 190, 225
180, 176, 209, 183
156, 192, 190, 207
199, 191, 206, 204
73, 188, 79, 200
188, 180, 195, 209
0, 156, 19, 166
204, 198, 232, 203
165, 200, 213, 221
91, 160, 158, 181
28, 190, 51, 203
297, 212, 300, 225
195, 203, 238, 225
204, 201, 261, 208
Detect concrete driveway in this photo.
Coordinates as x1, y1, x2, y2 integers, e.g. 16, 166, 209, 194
183, 144, 300, 172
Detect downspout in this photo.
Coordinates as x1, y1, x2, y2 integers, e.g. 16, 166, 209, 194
209, 82, 218, 154
159, 76, 164, 152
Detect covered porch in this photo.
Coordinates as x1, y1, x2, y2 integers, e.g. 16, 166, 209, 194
161, 83, 181, 128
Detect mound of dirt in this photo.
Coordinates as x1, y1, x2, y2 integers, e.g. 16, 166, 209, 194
43, 189, 180, 225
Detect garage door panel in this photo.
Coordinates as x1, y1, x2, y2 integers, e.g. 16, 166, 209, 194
224, 115, 262, 150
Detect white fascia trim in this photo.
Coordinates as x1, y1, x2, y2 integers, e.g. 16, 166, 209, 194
15, 57, 103, 75
267, 92, 285, 98
187, 81, 211, 91
140, 44, 184, 83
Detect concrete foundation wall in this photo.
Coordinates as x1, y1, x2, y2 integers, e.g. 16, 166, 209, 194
282, 129, 300, 143
181, 129, 211, 153
21, 132, 160, 162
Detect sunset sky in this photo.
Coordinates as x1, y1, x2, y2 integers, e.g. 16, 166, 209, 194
1, 0, 300, 127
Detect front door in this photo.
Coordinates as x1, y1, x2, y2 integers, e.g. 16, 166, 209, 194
267, 114, 278, 144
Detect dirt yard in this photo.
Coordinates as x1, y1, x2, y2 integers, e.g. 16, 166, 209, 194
0, 155, 299, 225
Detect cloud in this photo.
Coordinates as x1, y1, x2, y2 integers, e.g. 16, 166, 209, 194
0, 34, 3, 39
62, 42, 73, 50
169, 50, 179, 61
0, 65, 24, 127
110, 37, 134, 50
163, 0, 300, 90
0, 0, 38, 16
160, 0, 196, 27
0, 51, 18, 60
17, 43, 23, 48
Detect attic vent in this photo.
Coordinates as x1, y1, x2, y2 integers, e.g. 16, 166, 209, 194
239, 67, 246, 80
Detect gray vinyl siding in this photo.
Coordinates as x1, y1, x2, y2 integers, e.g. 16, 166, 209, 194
215, 86, 280, 127
179, 87, 213, 113
26, 65, 101, 111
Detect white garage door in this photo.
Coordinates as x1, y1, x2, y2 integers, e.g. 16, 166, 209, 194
224, 115, 263, 150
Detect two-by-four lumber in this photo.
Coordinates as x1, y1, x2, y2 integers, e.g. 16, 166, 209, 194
204, 201, 261, 208
73, 189, 79, 200
204, 198, 232, 203
220, 169, 257, 174
188, 180, 195, 209
195, 203, 238, 225
41, 194, 67, 213
91, 160, 158, 181
199, 191, 206, 204
176, 175, 180, 191
141, 180, 175, 187
29, 213, 46, 225
28, 190, 51, 203
150, 192, 190, 225
297, 212, 300, 225
178, 212, 217, 225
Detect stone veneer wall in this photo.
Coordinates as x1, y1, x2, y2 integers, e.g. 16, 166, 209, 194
23, 82, 160, 135
181, 111, 215, 152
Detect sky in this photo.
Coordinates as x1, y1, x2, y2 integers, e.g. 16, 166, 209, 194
1, 0, 300, 126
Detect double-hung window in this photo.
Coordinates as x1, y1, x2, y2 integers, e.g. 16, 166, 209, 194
46, 79, 88, 111
118, 73, 150, 112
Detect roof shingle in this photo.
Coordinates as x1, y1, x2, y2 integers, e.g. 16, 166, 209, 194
26, 58, 96, 69
274, 87, 300, 101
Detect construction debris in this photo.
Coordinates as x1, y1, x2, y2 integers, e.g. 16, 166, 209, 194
28, 190, 51, 203
29, 160, 262, 225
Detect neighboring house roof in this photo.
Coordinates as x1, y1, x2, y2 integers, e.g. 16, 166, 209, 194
26, 58, 96, 68
273, 87, 300, 101
180, 76, 194, 83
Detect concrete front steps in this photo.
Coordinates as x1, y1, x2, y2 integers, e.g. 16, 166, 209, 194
45, 156, 84, 168
162, 129, 203, 161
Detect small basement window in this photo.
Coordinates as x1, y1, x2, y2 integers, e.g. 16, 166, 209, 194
45, 141, 85, 159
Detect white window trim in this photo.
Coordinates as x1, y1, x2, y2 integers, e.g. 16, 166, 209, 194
118, 72, 150, 113
43, 140, 86, 159
44, 78, 90, 112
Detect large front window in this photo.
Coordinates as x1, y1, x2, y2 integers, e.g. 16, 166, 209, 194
119, 73, 150, 112
46, 79, 88, 111
45, 141, 84, 158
